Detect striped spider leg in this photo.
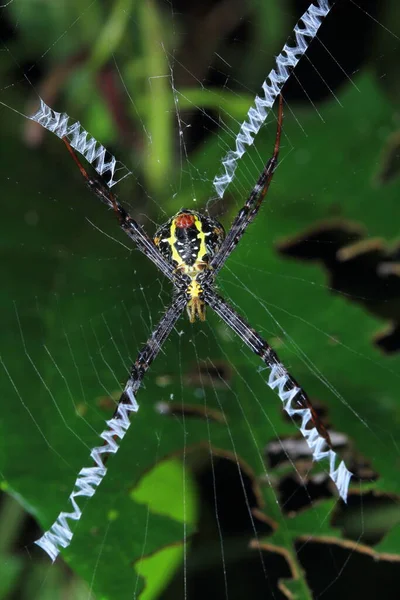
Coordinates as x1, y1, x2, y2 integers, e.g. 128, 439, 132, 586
209, 94, 284, 276
62, 137, 176, 284
204, 288, 351, 501
36, 293, 187, 560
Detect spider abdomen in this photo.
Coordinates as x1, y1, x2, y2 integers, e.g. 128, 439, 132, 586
154, 209, 225, 276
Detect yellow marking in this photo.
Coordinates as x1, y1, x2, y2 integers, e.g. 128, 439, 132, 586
186, 281, 205, 322
166, 218, 184, 268
193, 215, 208, 262
188, 280, 202, 298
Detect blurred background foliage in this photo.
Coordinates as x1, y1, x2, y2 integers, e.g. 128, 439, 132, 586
1, 0, 400, 598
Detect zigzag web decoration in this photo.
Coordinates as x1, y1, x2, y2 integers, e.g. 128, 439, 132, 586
30, 99, 131, 188
35, 386, 139, 561
213, 0, 334, 198
267, 364, 351, 501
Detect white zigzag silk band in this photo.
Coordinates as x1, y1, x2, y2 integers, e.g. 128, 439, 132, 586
35, 386, 138, 561
267, 363, 352, 501
213, 0, 333, 198
30, 99, 131, 188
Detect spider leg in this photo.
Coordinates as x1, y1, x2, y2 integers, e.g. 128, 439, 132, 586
63, 138, 175, 283
35, 292, 187, 561
204, 287, 352, 502
210, 95, 283, 275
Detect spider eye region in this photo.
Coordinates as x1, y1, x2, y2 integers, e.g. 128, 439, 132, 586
153, 210, 225, 274
175, 213, 196, 228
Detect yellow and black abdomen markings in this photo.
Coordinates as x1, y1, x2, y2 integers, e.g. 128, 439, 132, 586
153, 209, 225, 274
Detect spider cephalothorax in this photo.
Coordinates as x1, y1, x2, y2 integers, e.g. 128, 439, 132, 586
154, 209, 225, 322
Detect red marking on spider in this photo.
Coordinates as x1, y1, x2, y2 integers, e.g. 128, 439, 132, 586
175, 213, 196, 228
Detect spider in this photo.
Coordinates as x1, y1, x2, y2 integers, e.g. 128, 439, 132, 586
62, 95, 326, 436
35, 95, 351, 561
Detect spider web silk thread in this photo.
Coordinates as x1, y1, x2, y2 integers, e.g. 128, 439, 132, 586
267, 364, 352, 500
35, 386, 138, 561
30, 99, 131, 188
212, 0, 333, 198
